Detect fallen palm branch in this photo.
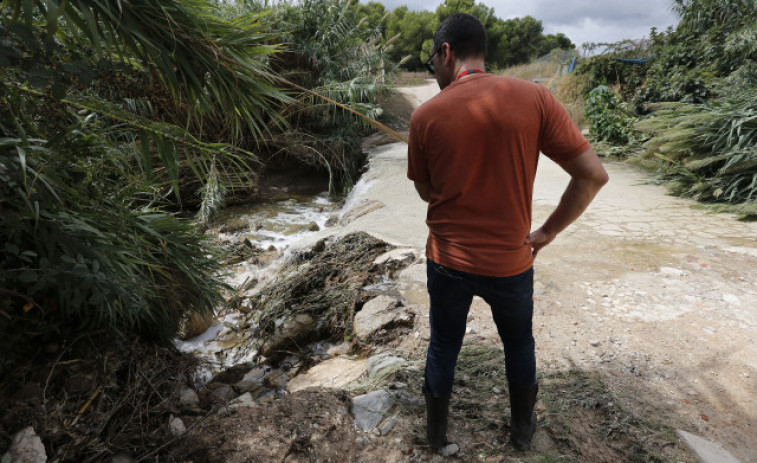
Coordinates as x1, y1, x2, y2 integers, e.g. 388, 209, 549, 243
271, 75, 409, 144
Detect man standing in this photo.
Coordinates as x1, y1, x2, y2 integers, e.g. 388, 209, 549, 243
407, 13, 609, 453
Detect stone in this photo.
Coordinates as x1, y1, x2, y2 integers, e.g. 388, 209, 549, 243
234, 366, 268, 395
589, 339, 601, 347
263, 369, 288, 388
308, 221, 320, 232
352, 390, 395, 432
676, 430, 741, 463
179, 386, 200, 409
181, 312, 216, 340
209, 384, 237, 402
354, 295, 413, 339
373, 248, 416, 265
326, 342, 352, 356
259, 313, 316, 356
227, 392, 257, 410
8, 427, 46, 463
440, 443, 460, 457
379, 415, 399, 435
325, 215, 339, 227
366, 353, 406, 380
168, 415, 187, 437
287, 358, 367, 393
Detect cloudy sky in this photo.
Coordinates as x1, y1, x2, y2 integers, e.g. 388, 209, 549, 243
383, 0, 680, 48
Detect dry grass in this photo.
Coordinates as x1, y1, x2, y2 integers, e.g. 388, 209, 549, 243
390, 343, 693, 462
0, 336, 200, 462
553, 73, 591, 127
497, 61, 559, 82
390, 72, 434, 87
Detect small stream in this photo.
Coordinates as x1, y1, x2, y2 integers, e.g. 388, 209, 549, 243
174, 191, 338, 376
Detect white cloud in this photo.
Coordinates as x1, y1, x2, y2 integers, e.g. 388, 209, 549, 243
381, 0, 679, 47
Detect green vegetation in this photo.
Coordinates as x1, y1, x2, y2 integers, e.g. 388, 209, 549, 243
241, 0, 396, 194
636, 98, 757, 212
574, 0, 757, 217
584, 86, 637, 145
0, 0, 399, 379
385, 0, 574, 72
1, 0, 280, 372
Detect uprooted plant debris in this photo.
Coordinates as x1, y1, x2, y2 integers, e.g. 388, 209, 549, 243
244, 232, 412, 361
0, 335, 199, 462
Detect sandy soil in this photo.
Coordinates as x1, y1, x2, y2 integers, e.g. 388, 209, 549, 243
334, 81, 757, 462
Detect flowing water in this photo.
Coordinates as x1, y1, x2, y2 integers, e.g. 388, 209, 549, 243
174, 190, 342, 383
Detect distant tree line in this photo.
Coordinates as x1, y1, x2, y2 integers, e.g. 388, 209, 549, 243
348, 0, 574, 71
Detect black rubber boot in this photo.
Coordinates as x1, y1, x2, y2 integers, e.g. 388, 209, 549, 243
423, 386, 450, 452
509, 382, 538, 451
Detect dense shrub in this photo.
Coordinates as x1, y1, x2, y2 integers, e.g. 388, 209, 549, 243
0, 0, 284, 373
636, 93, 757, 213
584, 86, 637, 146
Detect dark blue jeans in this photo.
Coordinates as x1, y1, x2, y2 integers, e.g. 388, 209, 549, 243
424, 259, 536, 397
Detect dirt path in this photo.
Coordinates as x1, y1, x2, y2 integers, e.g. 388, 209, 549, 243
334, 81, 757, 461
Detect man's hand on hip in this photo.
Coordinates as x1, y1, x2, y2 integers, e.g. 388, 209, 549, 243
525, 227, 554, 258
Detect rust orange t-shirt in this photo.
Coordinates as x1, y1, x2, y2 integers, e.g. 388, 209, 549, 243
407, 74, 590, 277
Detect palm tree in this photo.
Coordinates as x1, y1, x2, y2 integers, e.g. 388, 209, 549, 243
0, 0, 293, 350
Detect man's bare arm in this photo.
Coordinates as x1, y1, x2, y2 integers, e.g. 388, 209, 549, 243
414, 181, 431, 202
525, 148, 609, 257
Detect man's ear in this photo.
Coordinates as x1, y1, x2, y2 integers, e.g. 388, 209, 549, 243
441, 43, 453, 66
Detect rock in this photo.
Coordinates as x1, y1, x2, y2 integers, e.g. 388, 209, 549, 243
352, 390, 395, 432
259, 313, 316, 356
325, 215, 339, 227
287, 358, 367, 392
208, 384, 237, 402
263, 369, 288, 389
233, 366, 268, 394
366, 353, 406, 380
589, 339, 601, 347
326, 342, 352, 356
354, 296, 413, 339
211, 363, 258, 384
676, 430, 741, 463
219, 217, 250, 233
379, 415, 399, 435
440, 443, 460, 457
179, 386, 200, 409
181, 311, 216, 340
8, 427, 46, 463
227, 392, 257, 410
373, 248, 416, 265
307, 221, 320, 232
168, 415, 187, 437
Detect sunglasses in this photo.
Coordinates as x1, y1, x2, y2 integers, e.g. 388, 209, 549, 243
425, 49, 438, 74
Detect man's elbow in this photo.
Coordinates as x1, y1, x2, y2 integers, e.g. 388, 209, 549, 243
594, 168, 610, 189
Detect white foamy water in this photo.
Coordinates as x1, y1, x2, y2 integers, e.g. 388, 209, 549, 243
174, 191, 340, 370
339, 179, 375, 218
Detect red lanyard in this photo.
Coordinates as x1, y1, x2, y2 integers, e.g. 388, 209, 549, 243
457, 69, 485, 80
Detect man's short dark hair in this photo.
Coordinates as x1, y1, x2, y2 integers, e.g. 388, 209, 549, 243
433, 13, 487, 60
